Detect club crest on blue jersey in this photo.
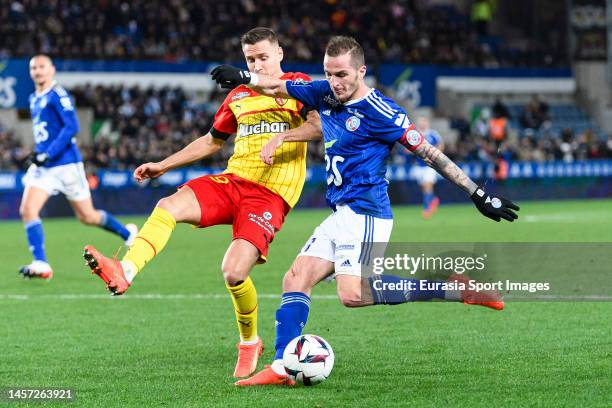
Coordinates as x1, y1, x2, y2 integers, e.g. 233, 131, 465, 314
406, 130, 423, 146
345, 116, 360, 132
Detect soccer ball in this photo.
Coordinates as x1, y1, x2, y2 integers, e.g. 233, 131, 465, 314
282, 334, 334, 386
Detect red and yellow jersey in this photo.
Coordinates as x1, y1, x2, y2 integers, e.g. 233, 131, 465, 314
210, 72, 311, 208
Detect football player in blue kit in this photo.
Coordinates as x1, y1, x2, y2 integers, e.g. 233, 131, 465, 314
414, 116, 444, 218
19, 55, 137, 279
212, 36, 519, 385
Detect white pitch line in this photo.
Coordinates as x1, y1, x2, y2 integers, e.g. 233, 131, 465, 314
0, 293, 339, 301
523, 214, 604, 223
1, 293, 611, 301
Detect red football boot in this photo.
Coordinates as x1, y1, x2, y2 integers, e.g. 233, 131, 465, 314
235, 365, 296, 386
233, 337, 264, 378
83, 245, 130, 295
449, 273, 504, 310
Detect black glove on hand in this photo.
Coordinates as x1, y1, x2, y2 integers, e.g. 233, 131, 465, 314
28, 152, 49, 167
211, 64, 255, 89
470, 186, 520, 222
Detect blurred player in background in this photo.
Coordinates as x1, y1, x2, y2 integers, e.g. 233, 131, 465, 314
82, 28, 322, 378
212, 35, 519, 386
19, 55, 137, 280
414, 116, 444, 219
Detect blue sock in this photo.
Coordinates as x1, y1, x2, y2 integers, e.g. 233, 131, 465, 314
25, 219, 46, 262
274, 292, 310, 361
99, 210, 130, 240
369, 275, 447, 304
423, 192, 434, 209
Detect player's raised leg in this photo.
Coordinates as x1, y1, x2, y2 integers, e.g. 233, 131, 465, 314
222, 239, 264, 377
83, 186, 198, 295
235, 255, 334, 386
19, 185, 53, 279
70, 196, 137, 245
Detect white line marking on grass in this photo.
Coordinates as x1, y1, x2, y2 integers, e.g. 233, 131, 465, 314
1, 293, 611, 301
0, 293, 339, 301
523, 214, 602, 223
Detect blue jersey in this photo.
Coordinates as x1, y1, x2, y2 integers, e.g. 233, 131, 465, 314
415, 129, 442, 167
286, 79, 421, 219
29, 81, 81, 167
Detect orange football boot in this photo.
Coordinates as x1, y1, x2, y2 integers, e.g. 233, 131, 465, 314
422, 196, 440, 219
449, 273, 504, 310
233, 337, 264, 378
235, 365, 296, 386
83, 245, 130, 295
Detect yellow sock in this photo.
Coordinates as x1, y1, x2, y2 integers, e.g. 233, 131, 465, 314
227, 277, 258, 342
123, 207, 176, 274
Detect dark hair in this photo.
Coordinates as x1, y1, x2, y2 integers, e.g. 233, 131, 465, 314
31, 54, 54, 65
241, 27, 278, 46
325, 36, 365, 68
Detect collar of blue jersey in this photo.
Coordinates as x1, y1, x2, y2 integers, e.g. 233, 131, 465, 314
35, 80, 57, 98
343, 87, 374, 106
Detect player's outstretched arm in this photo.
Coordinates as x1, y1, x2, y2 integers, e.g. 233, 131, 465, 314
211, 65, 289, 97
261, 110, 322, 165
133, 133, 224, 182
412, 141, 520, 222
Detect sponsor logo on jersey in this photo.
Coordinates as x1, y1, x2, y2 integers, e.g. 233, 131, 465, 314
406, 130, 423, 146
232, 91, 250, 101
291, 78, 311, 86
238, 121, 289, 137
347, 107, 364, 118
324, 94, 340, 107
322, 109, 331, 116
324, 139, 337, 149
275, 97, 288, 106
345, 116, 361, 132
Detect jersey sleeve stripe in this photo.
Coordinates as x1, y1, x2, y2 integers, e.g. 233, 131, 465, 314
370, 93, 397, 114
365, 95, 393, 119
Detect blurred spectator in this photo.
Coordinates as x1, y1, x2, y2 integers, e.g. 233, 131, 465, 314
0, 0, 566, 67
471, 0, 495, 36
520, 95, 550, 131
0, 124, 28, 170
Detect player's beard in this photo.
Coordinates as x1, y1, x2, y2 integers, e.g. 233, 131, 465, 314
334, 76, 360, 103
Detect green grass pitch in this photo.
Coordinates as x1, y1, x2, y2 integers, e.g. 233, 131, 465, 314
1, 199, 611, 407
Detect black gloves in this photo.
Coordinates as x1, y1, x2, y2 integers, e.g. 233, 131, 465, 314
471, 186, 520, 222
28, 152, 49, 167
211, 64, 254, 89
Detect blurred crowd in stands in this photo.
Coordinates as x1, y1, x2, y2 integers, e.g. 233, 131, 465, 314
1, 0, 564, 67
1, 85, 611, 172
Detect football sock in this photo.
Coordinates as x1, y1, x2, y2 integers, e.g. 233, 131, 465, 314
98, 210, 130, 240
25, 219, 46, 262
369, 275, 455, 304
271, 359, 286, 376
274, 292, 310, 361
226, 277, 258, 343
423, 192, 434, 209
122, 207, 176, 273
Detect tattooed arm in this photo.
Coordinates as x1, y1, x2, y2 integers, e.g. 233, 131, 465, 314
398, 133, 519, 222
412, 140, 478, 195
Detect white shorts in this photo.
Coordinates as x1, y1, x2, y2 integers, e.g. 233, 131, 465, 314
299, 205, 393, 277
23, 162, 91, 202
413, 166, 438, 185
